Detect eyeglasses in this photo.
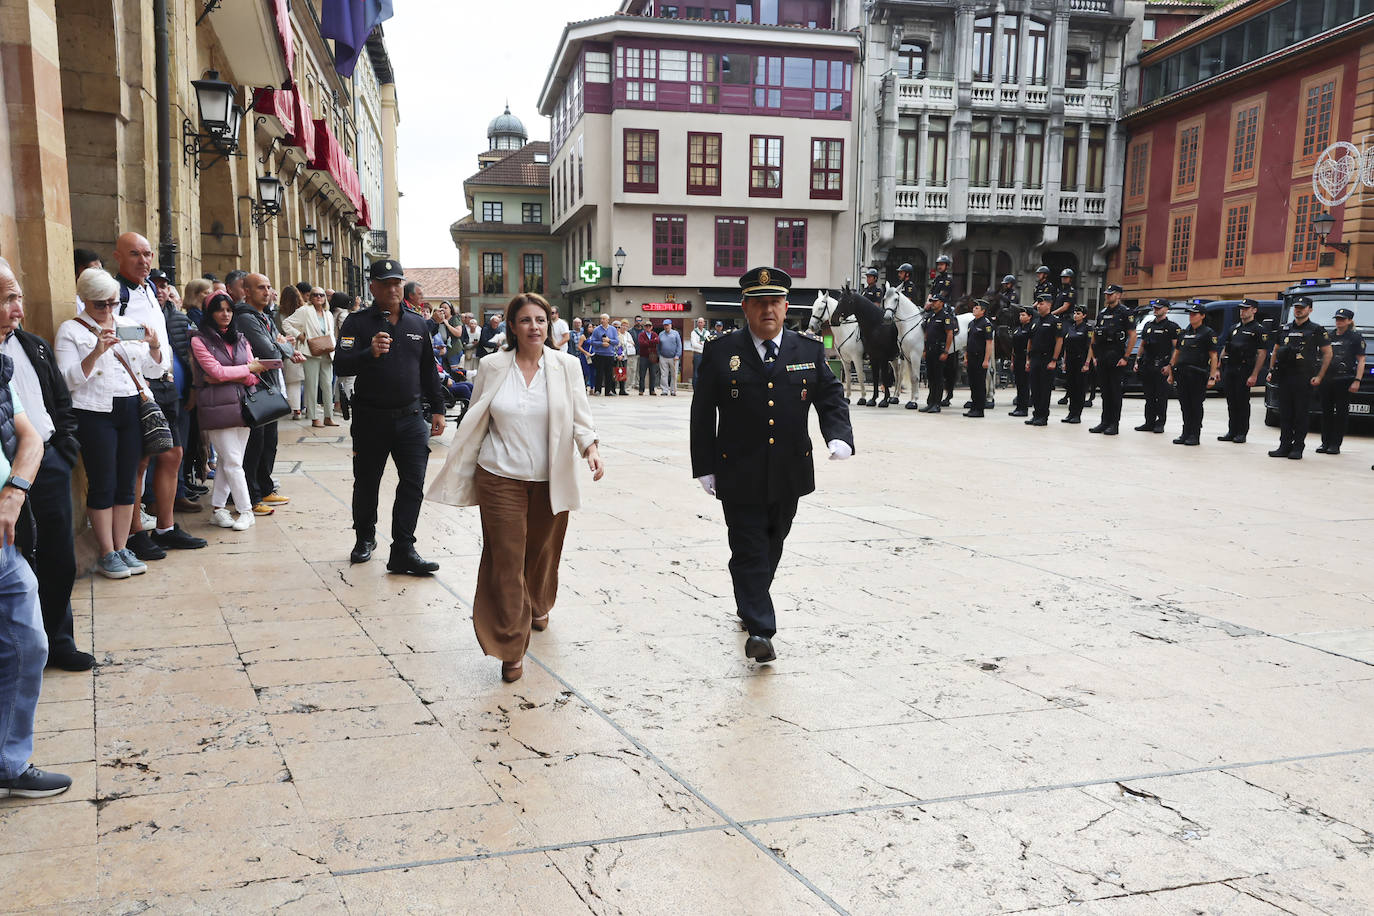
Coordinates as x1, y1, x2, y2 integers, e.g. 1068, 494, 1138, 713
86, 299, 117, 310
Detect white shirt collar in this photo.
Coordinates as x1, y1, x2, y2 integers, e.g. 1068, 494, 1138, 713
749, 327, 784, 360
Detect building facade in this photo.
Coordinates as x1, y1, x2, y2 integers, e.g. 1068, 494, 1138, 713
0, 0, 400, 340
1108, 3, 1374, 301
451, 115, 561, 320
849, 0, 1137, 308
537, 1, 861, 330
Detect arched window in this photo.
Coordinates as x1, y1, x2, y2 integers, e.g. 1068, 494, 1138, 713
897, 42, 926, 78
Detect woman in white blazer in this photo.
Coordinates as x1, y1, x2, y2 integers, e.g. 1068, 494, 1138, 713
282, 287, 336, 426
427, 293, 603, 683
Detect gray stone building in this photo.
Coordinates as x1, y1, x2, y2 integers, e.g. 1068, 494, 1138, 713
846, 0, 1141, 306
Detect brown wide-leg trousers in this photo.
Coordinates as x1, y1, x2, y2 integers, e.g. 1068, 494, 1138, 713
473, 465, 570, 662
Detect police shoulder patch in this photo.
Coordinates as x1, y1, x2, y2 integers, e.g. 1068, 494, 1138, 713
340, 337, 355, 349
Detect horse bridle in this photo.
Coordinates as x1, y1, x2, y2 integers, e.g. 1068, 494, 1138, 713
884, 289, 926, 348
814, 293, 858, 333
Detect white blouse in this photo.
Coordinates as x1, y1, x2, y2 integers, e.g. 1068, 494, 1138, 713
477, 354, 550, 482
54, 316, 162, 412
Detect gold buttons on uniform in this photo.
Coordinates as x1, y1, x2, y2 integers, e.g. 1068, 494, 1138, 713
768, 437, 775, 444
767, 382, 774, 389
768, 419, 774, 426
767, 400, 774, 406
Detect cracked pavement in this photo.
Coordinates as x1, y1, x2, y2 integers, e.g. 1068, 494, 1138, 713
3, 393, 1374, 913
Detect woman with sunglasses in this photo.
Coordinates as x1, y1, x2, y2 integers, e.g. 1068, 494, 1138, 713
54, 269, 164, 579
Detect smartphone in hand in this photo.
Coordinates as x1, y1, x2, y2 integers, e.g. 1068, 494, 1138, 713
115, 324, 146, 341
257, 358, 283, 370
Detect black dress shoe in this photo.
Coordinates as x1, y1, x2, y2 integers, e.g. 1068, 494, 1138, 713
963, 410, 984, 417
1135, 423, 1153, 432
1173, 436, 1187, 444
1027, 418, 1048, 426
125, 530, 166, 562
1088, 424, 1106, 433
941, 398, 952, 407
1152, 424, 1166, 434
1232, 435, 1246, 444
1268, 449, 1290, 458
905, 401, 919, 409
744, 635, 776, 663
151, 523, 208, 550
1315, 445, 1330, 453
349, 538, 376, 564
1061, 416, 1081, 424
1057, 395, 1069, 405
1288, 451, 1304, 460
1325, 447, 1340, 455
1102, 426, 1118, 435
1009, 409, 1028, 417
387, 548, 440, 576
1218, 433, 1236, 442
963, 400, 974, 409
1183, 437, 1200, 446
47, 649, 96, 672
919, 405, 940, 413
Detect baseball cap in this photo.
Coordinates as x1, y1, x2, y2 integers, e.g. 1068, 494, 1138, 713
149, 269, 169, 283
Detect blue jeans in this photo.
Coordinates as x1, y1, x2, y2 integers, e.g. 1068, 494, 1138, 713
0, 543, 44, 779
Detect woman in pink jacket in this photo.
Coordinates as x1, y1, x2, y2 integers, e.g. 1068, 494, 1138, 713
190, 292, 265, 530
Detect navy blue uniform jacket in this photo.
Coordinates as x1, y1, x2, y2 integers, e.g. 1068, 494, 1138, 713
690, 329, 853, 505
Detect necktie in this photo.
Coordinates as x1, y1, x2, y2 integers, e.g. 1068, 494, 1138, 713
763, 339, 778, 365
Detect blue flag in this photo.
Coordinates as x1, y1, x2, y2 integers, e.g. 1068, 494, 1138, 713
320, 0, 394, 78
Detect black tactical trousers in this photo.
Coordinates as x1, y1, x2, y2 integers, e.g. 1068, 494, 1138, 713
1096, 356, 1126, 427
1029, 357, 1054, 420
1320, 376, 1356, 450
351, 406, 430, 551
1175, 366, 1207, 439
924, 351, 945, 407
1141, 363, 1170, 428
1276, 374, 1315, 454
1221, 365, 1253, 436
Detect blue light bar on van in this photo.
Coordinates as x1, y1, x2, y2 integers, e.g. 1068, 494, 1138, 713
1190, 298, 1207, 304
1301, 278, 1321, 286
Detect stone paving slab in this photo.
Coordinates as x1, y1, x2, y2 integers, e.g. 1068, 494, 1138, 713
4, 391, 1374, 913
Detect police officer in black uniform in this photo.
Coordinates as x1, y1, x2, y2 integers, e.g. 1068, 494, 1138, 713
920, 293, 956, 412
1086, 284, 1136, 435
1217, 298, 1270, 443
690, 266, 853, 664
1033, 266, 1054, 304
896, 262, 919, 304
963, 299, 993, 417
1061, 304, 1091, 424
860, 267, 883, 305
1009, 306, 1032, 416
1052, 268, 1077, 318
990, 274, 1019, 312
1267, 296, 1332, 460
334, 259, 447, 572
1025, 294, 1063, 426
1166, 303, 1219, 446
929, 254, 954, 305
1317, 307, 1366, 455
1135, 299, 1178, 434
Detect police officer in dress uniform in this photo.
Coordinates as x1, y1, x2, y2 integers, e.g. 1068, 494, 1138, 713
1135, 299, 1179, 434
1317, 307, 1366, 455
1009, 307, 1032, 416
1033, 266, 1055, 304
1217, 298, 1270, 443
1267, 296, 1332, 460
860, 267, 883, 305
334, 259, 447, 573
691, 267, 853, 664
920, 293, 956, 412
1086, 284, 1136, 435
964, 299, 993, 417
1025, 294, 1063, 425
896, 263, 919, 304
1166, 302, 1219, 446
1052, 268, 1077, 319
1061, 304, 1091, 424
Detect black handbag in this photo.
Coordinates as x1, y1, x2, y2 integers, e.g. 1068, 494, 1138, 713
241, 380, 291, 428
100, 329, 173, 456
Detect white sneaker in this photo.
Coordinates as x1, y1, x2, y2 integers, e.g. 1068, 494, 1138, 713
139, 510, 156, 531
231, 513, 254, 531
210, 508, 235, 528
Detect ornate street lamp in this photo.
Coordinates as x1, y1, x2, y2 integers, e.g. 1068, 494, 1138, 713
182, 70, 243, 175
1311, 212, 1348, 254
320, 238, 335, 260
614, 246, 627, 289
1124, 242, 1153, 277
249, 172, 283, 227
300, 224, 318, 254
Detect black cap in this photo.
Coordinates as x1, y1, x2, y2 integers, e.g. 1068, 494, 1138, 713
1240, 298, 1259, 309
1335, 307, 1355, 319
1104, 284, 1123, 294
368, 259, 405, 281
929, 291, 947, 302
1188, 302, 1207, 314
973, 298, 990, 310
1150, 298, 1170, 308
740, 266, 791, 298
1293, 296, 1314, 308
1035, 293, 1054, 303
149, 269, 169, 283
1072, 304, 1088, 314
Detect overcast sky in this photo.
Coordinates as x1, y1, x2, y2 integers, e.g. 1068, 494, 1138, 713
385, 1, 611, 268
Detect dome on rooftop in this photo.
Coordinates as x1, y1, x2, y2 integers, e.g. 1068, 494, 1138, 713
487, 105, 527, 151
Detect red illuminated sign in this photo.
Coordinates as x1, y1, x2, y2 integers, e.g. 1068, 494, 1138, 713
642, 302, 686, 311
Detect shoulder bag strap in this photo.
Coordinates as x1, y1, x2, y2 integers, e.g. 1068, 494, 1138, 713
78, 318, 151, 402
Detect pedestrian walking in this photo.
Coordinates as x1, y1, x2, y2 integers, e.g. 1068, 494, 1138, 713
1025, 294, 1062, 426
334, 259, 446, 572
1317, 307, 1366, 455
690, 266, 853, 664
427, 292, 603, 683
1167, 303, 1218, 446
1267, 296, 1332, 460
1135, 300, 1178, 434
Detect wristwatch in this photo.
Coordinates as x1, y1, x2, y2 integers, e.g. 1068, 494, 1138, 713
5, 475, 30, 495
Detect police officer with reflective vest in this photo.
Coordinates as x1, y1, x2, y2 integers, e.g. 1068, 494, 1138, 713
1009, 306, 1032, 417
920, 292, 955, 412
964, 299, 993, 417
930, 254, 954, 304
1061, 304, 1091, 424
860, 267, 883, 305
1217, 298, 1270, 443
1166, 302, 1218, 446
1267, 295, 1332, 460
1025, 294, 1063, 426
334, 259, 447, 573
1086, 283, 1135, 435
1033, 266, 1054, 304
1135, 299, 1178, 434
1052, 268, 1077, 318
1318, 307, 1366, 455
896, 262, 919, 304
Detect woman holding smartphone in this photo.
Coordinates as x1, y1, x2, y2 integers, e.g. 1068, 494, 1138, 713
55, 269, 165, 579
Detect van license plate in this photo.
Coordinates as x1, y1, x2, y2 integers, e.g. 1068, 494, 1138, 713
1352, 403, 1371, 414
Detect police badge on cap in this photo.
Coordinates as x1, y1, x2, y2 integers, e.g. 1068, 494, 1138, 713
368, 259, 405, 281
1104, 284, 1123, 294
739, 266, 791, 298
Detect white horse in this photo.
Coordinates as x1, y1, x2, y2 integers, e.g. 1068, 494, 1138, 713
880, 285, 974, 408
811, 291, 875, 404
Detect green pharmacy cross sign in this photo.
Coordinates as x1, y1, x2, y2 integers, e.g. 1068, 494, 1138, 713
579, 260, 604, 285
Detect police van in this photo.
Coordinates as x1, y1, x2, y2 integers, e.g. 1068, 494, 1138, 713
1264, 279, 1374, 425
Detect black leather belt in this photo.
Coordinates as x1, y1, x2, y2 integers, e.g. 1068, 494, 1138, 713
354, 400, 422, 419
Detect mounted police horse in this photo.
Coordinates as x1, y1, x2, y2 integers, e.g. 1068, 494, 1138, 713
810, 291, 867, 404
882, 285, 974, 408
831, 289, 897, 407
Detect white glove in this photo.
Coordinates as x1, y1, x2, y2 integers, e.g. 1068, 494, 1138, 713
698, 475, 716, 496
827, 439, 852, 461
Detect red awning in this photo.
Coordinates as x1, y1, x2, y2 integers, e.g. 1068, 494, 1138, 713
291, 91, 315, 154
273, 0, 295, 81
357, 195, 372, 229
252, 87, 295, 136
309, 117, 363, 214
